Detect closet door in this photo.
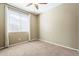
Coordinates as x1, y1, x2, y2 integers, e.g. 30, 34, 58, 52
7, 7, 29, 45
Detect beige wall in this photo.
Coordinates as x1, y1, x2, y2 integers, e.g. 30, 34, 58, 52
0, 4, 5, 47
30, 14, 39, 40
78, 4, 79, 49
0, 3, 78, 50
39, 4, 78, 49
9, 32, 29, 45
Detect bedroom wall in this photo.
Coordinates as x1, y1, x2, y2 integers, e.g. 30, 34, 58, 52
78, 4, 79, 50
39, 4, 78, 49
0, 4, 5, 48
9, 32, 29, 45
30, 14, 39, 40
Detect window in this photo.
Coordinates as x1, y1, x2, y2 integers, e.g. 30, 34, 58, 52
7, 8, 29, 32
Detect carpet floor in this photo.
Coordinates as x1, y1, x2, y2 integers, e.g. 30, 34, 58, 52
0, 41, 79, 56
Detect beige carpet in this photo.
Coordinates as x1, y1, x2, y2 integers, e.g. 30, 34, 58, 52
0, 41, 79, 56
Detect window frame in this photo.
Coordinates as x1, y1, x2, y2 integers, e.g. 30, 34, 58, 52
7, 6, 29, 32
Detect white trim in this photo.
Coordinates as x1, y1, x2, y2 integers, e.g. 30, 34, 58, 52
4, 5, 9, 47
28, 14, 31, 41
39, 39, 79, 52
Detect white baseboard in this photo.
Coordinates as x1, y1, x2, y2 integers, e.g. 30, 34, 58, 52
39, 39, 79, 52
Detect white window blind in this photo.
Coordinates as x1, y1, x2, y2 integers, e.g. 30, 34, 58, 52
7, 8, 29, 32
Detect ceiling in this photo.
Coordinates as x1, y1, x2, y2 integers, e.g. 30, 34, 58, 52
7, 3, 62, 15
